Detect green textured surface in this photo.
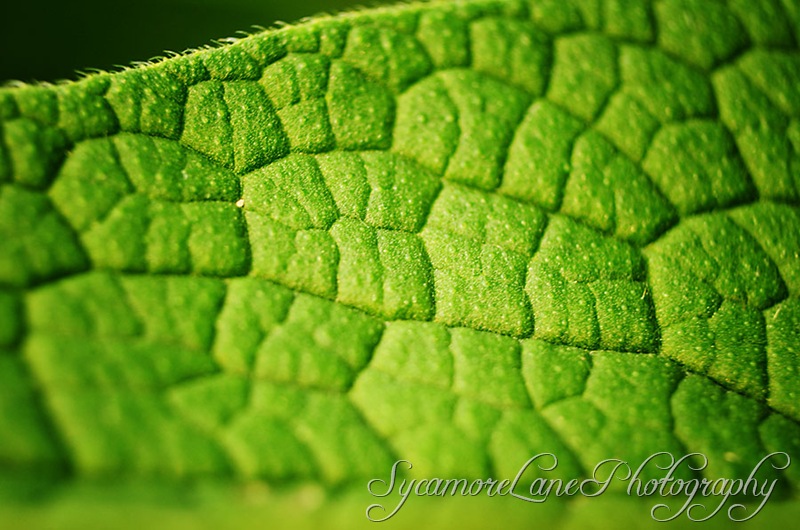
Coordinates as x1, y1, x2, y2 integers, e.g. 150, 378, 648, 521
1, 0, 800, 528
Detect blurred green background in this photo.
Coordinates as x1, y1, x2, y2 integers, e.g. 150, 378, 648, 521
0, 0, 394, 83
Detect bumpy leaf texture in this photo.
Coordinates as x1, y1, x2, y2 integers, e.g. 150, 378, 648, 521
1, 0, 800, 527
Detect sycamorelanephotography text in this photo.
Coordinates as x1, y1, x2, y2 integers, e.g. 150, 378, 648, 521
365, 452, 791, 523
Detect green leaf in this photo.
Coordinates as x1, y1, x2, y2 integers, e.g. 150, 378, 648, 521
1, 0, 800, 527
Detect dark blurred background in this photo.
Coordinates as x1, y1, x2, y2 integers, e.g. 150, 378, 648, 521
1, 0, 394, 83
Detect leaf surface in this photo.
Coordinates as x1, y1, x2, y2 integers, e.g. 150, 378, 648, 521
1, 0, 799, 526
